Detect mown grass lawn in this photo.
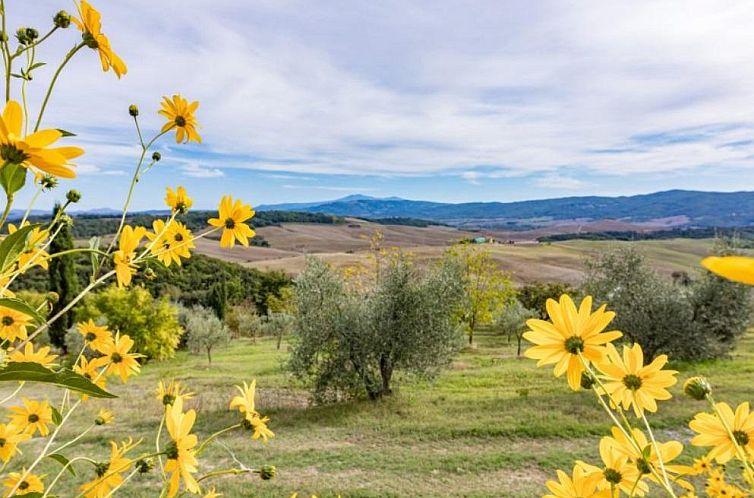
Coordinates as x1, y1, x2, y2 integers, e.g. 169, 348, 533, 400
2, 330, 753, 497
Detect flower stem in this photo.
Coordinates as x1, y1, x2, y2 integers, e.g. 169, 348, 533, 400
33, 42, 85, 132
195, 423, 242, 456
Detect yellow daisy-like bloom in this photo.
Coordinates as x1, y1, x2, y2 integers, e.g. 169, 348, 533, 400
113, 225, 146, 287
523, 295, 622, 390
156, 380, 194, 407
77, 319, 113, 353
7, 223, 49, 270
8, 343, 58, 367
98, 333, 141, 383
0, 275, 15, 298
229, 380, 257, 416
247, 414, 275, 442
159, 95, 201, 144
208, 196, 256, 248
577, 437, 649, 497
2, 469, 44, 497
164, 398, 200, 497
544, 465, 611, 498
596, 343, 677, 417
9, 398, 53, 436
203, 488, 222, 498
0, 423, 31, 463
607, 426, 685, 483
95, 409, 114, 426
690, 401, 754, 463
79, 438, 137, 498
165, 186, 193, 213
74, 356, 108, 395
146, 219, 194, 267
702, 256, 754, 286
0, 306, 32, 342
71, 1, 127, 78
0, 100, 84, 178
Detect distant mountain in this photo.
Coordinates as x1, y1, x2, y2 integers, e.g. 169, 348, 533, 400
257, 194, 401, 212
257, 190, 754, 228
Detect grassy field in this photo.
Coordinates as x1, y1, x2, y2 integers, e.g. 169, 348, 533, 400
3, 329, 753, 497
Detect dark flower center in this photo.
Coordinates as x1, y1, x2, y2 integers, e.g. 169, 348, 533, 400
733, 430, 750, 446
623, 374, 643, 390
564, 336, 584, 354
604, 467, 623, 485
111, 352, 123, 364
28, 414, 39, 423
0, 144, 28, 164
224, 218, 236, 229
174, 233, 184, 242
95, 462, 109, 477
0, 438, 6, 447
165, 442, 179, 460
162, 394, 176, 406
85, 332, 97, 341
18, 481, 29, 490
174, 116, 186, 127
1, 315, 14, 326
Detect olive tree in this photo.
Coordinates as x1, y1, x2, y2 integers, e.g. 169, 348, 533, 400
497, 300, 538, 357
288, 255, 464, 402
185, 305, 229, 365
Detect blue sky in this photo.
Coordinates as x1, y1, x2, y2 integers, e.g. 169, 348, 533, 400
12, 1, 754, 210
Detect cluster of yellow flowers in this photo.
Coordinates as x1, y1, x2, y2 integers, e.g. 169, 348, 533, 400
525, 291, 754, 497
0, 1, 275, 495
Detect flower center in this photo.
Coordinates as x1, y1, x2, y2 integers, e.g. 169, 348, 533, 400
165, 442, 179, 460
733, 430, 750, 446
1, 315, 14, 326
28, 414, 39, 423
623, 374, 643, 390
85, 332, 97, 342
603, 467, 623, 485
82, 31, 99, 49
162, 394, 176, 406
0, 143, 29, 164
174, 115, 186, 127
636, 457, 652, 475
18, 481, 29, 491
174, 233, 184, 242
95, 462, 109, 477
224, 218, 236, 229
564, 336, 584, 354
111, 352, 123, 364
0, 438, 6, 447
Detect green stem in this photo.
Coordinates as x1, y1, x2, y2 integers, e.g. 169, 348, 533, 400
10, 27, 58, 61
20, 184, 43, 226
0, 192, 14, 231
0, 381, 23, 405
33, 42, 85, 132
636, 400, 676, 496
196, 467, 251, 483
50, 424, 94, 455
1, 0, 11, 102
195, 423, 241, 456
42, 456, 97, 498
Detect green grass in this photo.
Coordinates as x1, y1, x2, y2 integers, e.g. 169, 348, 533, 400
2, 330, 753, 497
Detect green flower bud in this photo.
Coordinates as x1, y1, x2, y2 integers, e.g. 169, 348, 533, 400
258, 465, 276, 480
54, 10, 71, 29
136, 458, 154, 474
684, 376, 712, 401
580, 372, 596, 390
66, 189, 81, 203
46, 291, 60, 304
128, 104, 139, 117
152, 151, 161, 162
40, 174, 58, 190
144, 267, 157, 281
15, 27, 31, 45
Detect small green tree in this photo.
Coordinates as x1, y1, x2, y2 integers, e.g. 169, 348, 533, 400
208, 280, 228, 319
262, 312, 295, 350
185, 306, 229, 364
517, 281, 575, 319
444, 245, 514, 345
497, 300, 538, 357
48, 204, 79, 351
77, 286, 183, 360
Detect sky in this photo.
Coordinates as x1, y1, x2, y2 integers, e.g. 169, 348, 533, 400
11, 1, 754, 210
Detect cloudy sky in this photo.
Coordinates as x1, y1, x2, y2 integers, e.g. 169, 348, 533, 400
12, 1, 754, 210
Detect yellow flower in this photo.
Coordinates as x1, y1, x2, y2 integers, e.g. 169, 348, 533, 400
74, 356, 108, 394
247, 414, 274, 442
165, 186, 193, 213
208, 196, 256, 248
79, 438, 137, 498
702, 256, 754, 286
77, 319, 113, 353
577, 437, 648, 496
156, 380, 194, 407
159, 95, 201, 144
0, 100, 84, 178
71, 1, 127, 78
8, 343, 58, 367
2, 469, 44, 497
7, 223, 49, 270
165, 398, 200, 497
229, 380, 257, 416
544, 465, 611, 498
595, 343, 677, 416
606, 426, 685, 483
0, 306, 32, 342
146, 219, 194, 267
203, 488, 222, 498
113, 225, 146, 287
98, 332, 141, 382
690, 401, 754, 463
9, 398, 53, 436
0, 275, 15, 298
95, 409, 114, 426
0, 423, 31, 463
523, 295, 622, 390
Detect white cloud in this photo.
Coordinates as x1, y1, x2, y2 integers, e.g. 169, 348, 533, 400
181, 163, 225, 178
533, 174, 586, 190
282, 185, 378, 192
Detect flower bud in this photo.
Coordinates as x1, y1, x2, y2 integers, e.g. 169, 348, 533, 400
54, 10, 71, 29
580, 372, 596, 390
683, 376, 712, 401
152, 151, 161, 162
59, 214, 74, 228
0, 31, 7, 43
39, 174, 58, 190
46, 291, 60, 304
144, 267, 157, 281
15, 27, 31, 45
66, 189, 81, 203
258, 465, 276, 480
136, 458, 154, 474
95, 409, 113, 425
128, 104, 139, 117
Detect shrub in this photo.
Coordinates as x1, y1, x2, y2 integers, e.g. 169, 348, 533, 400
261, 312, 294, 349
224, 304, 261, 339
496, 300, 538, 357
289, 255, 464, 402
185, 306, 229, 364
77, 286, 184, 360
517, 281, 575, 318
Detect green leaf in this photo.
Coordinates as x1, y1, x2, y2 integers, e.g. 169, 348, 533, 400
0, 362, 117, 398
0, 162, 27, 197
47, 453, 76, 476
56, 129, 76, 137
51, 406, 62, 425
0, 297, 46, 325
28, 62, 46, 71
0, 223, 37, 272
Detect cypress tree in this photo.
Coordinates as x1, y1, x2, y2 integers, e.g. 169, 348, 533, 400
208, 280, 227, 320
48, 203, 79, 351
